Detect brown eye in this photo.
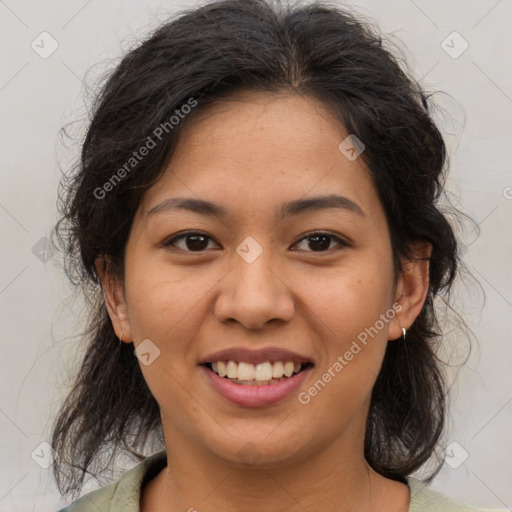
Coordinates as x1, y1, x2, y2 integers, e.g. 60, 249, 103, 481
293, 232, 347, 253
163, 232, 219, 252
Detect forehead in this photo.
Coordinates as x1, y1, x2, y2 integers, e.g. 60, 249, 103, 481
137, 90, 383, 225
172, 90, 349, 163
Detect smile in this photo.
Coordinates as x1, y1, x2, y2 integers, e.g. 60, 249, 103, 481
205, 360, 312, 385
201, 360, 313, 407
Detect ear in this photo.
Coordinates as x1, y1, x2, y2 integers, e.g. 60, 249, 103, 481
388, 241, 432, 341
95, 256, 132, 343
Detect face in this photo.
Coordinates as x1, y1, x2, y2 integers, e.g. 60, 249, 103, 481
106, 90, 410, 469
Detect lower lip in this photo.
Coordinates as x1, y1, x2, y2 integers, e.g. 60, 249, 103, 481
201, 365, 312, 407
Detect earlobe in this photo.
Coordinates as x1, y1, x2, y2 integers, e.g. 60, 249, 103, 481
95, 256, 132, 343
388, 241, 432, 341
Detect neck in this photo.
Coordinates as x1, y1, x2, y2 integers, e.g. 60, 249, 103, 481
141, 432, 410, 512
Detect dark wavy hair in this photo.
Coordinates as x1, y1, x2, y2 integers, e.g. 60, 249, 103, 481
51, 0, 465, 499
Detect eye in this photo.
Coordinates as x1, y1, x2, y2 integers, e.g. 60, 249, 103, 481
162, 230, 348, 253
292, 232, 348, 253
162, 231, 220, 252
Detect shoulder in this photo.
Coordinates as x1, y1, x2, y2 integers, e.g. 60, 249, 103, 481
56, 450, 167, 512
56, 481, 118, 512
407, 477, 506, 512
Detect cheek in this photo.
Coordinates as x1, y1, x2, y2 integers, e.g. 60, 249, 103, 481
301, 260, 395, 340
124, 259, 211, 343
299, 258, 395, 398
298, 287, 391, 430
124, 263, 209, 419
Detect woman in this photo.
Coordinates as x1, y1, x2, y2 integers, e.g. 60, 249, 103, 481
51, 0, 503, 510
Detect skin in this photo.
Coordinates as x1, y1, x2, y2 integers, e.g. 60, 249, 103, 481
97, 90, 431, 512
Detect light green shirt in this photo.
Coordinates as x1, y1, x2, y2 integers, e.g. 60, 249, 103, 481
57, 450, 504, 512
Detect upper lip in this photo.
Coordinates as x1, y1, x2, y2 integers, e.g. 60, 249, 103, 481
200, 347, 314, 365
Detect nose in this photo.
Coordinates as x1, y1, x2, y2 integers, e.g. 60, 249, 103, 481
214, 248, 295, 330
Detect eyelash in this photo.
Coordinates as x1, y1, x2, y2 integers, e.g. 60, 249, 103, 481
162, 231, 348, 254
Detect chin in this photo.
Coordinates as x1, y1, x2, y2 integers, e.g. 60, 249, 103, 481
200, 427, 310, 469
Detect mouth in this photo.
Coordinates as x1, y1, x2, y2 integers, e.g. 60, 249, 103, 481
202, 360, 314, 386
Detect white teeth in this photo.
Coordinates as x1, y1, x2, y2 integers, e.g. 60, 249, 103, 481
283, 362, 294, 377
217, 361, 227, 377
254, 362, 272, 381
272, 361, 284, 378
238, 362, 255, 380
226, 360, 238, 379
209, 360, 304, 382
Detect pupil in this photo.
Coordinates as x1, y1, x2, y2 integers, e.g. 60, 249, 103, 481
309, 235, 330, 251
187, 235, 208, 251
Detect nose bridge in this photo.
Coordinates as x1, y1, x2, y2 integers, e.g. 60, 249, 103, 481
214, 237, 294, 329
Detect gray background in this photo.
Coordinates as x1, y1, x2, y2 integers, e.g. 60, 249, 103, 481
0, 0, 511, 510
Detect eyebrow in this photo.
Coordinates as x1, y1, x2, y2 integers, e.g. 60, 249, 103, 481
146, 194, 365, 220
